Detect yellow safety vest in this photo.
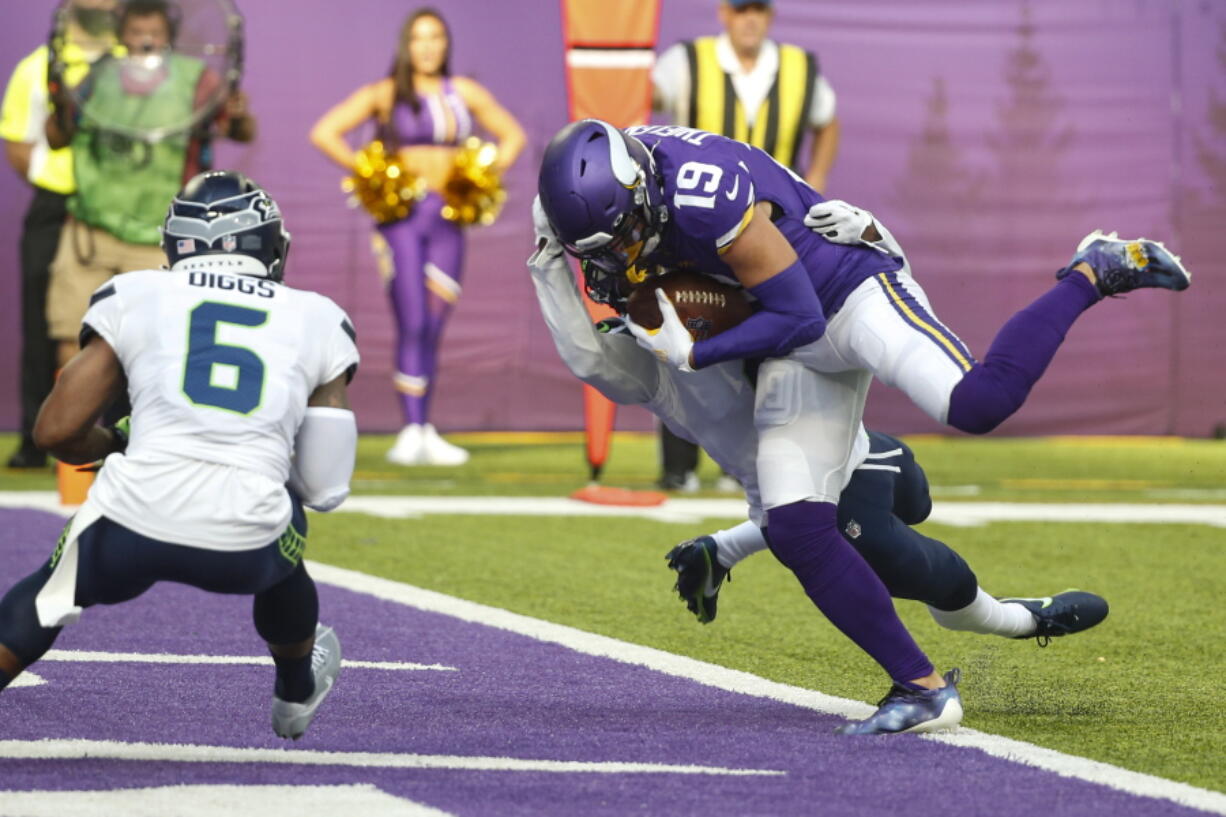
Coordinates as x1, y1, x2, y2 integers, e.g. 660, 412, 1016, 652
682, 36, 816, 169
0, 44, 97, 195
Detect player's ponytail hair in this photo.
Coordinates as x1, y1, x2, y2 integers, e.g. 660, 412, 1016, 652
389, 7, 452, 115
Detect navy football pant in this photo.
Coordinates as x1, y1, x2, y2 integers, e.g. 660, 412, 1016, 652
0, 495, 317, 679
837, 432, 977, 612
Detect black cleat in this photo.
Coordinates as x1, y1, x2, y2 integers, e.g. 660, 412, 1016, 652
998, 590, 1110, 646
665, 536, 728, 624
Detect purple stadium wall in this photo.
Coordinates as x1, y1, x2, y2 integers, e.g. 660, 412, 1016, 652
1, 0, 1223, 435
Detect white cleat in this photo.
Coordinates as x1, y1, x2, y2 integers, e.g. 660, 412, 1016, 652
420, 424, 469, 466
386, 424, 425, 466
271, 624, 342, 740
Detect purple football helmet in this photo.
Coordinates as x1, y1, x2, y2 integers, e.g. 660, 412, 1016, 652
538, 119, 667, 306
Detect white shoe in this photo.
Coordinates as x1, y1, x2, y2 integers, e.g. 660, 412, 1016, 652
421, 424, 469, 466
271, 624, 341, 740
386, 424, 424, 466
714, 474, 741, 493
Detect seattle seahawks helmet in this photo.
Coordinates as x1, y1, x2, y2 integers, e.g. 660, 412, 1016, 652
538, 119, 667, 307
162, 171, 291, 281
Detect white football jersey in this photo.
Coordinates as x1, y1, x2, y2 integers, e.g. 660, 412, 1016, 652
80, 268, 360, 551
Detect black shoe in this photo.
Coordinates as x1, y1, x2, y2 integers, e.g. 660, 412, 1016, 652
6, 444, 46, 469
665, 536, 728, 624
999, 590, 1110, 646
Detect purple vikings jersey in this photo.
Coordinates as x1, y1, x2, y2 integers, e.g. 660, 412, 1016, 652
626, 125, 902, 316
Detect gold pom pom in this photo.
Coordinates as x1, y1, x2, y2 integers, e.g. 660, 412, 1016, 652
440, 137, 506, 226
341, 141, 427, 224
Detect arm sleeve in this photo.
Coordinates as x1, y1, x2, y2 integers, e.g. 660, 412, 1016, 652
288, 407, 356, 512
691, 259, 826, 368
807, 74, 836, 129
528, 251, 660, 405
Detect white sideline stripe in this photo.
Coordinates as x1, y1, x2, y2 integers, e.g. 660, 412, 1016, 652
3, 491, 1225, 528
9, 670, 44, 688
40, 650, 454, 672
0, 784, 453, 817
566, 49, 655, 69
0, 740, 783, 777
308, 561, 1226, 816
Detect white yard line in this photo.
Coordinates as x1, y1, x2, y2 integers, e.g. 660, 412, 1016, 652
0, 785, 455, 817
3, 491, 1225, 527
0, 740, 783, 777
39, 650, 454, 672
307, 561, 1226, 816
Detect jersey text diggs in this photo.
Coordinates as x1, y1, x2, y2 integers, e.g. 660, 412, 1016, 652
188, 272, 277, 298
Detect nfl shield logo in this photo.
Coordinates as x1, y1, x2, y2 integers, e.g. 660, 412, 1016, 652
844, 519, 862, 540
176, 238, 195, 253
222, 235, 237, 252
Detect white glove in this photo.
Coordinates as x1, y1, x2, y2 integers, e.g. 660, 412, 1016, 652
804, 199, 873, 245
626, 288, 695, 372
529, 195, 564, 265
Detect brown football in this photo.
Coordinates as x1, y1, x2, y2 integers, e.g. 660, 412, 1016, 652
626, 270, 753, 341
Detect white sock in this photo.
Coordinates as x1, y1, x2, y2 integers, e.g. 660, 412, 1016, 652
928, 587, 1037, 638
710, 520, 769, 569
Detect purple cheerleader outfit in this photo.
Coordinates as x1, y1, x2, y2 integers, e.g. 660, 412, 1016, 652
377, 78, 473, 425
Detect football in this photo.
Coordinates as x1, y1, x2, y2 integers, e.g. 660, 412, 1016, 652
626, 270, 753, 341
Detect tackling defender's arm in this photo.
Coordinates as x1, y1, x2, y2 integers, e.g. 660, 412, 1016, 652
528, 244, 660, 405
32, 336, 127, 464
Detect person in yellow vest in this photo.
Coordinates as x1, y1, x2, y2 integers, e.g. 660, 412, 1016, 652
650, 0, 839, 491
653, 0, 838, 190
43, 0, 256, 370
0, 0, 118, 469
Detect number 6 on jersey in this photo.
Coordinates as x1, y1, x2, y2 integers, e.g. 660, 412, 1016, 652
182, 302, 268, 415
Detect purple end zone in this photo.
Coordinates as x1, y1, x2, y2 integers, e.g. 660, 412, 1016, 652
0, 508, 1207, 816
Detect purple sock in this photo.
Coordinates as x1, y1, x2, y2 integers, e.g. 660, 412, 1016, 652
766, 501, 934, 684
947, 273, 1099, 434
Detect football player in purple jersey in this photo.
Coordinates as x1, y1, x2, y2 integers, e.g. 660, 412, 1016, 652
535, 119, 1187, 735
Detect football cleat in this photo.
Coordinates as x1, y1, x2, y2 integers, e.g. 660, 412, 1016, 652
271, 624, 341, 740
998, 590, 1109, 647
665, 536, 728, 624
836, 668, 963, 736
1057, 230, 1190, 297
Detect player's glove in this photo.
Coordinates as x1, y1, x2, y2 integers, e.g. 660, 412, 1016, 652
110, 416, 131, 455
528, 195, 565, 265
625, 288, 695, 372
78, 416, 131, 473
804, 200, 874, 245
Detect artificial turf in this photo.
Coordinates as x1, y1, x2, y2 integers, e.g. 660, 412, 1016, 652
2, 431, 1223, 790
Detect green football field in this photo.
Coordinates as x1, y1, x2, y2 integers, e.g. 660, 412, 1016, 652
3, 431, 1224, 792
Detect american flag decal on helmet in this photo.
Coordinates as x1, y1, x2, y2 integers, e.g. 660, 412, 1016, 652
176, 238, 195, 253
